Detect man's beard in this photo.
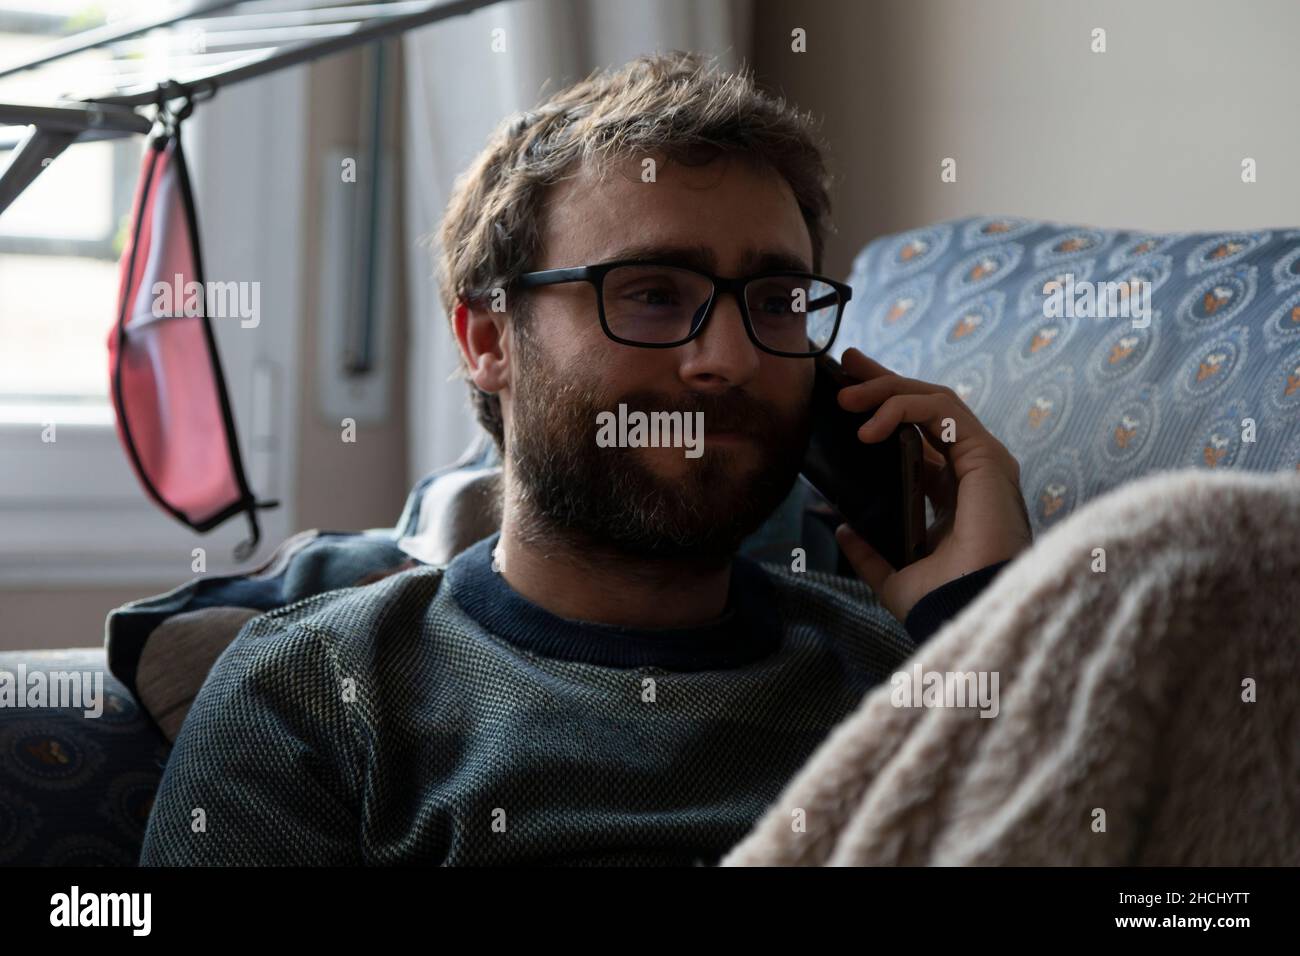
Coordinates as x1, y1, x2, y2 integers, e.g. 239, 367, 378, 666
507, 324, 812, 568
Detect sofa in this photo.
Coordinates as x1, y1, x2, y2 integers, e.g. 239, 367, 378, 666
3, 215, 1298, 865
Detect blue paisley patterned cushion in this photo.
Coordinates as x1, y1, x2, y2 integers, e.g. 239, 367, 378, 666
0, 649, 169, 865
838, 216, 1300, 535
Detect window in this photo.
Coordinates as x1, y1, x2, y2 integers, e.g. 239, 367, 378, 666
0, 1, 305, 584
0, 2, 143, 424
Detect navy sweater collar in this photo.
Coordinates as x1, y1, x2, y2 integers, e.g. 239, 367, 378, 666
444, 532, 782, 671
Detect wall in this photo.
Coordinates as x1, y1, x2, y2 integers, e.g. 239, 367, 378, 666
294, 45, 410, 533
751, 0, 1300, 282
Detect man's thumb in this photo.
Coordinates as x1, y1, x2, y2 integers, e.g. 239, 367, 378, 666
834, 523, 895, 597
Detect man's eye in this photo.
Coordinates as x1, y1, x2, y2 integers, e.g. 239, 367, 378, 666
625, 287, 680, 307
757, 296, 794, 316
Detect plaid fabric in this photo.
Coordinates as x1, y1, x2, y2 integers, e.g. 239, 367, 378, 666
139, 535, 919, 866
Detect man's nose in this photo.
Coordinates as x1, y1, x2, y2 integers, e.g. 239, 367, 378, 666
677, 291, 760, 389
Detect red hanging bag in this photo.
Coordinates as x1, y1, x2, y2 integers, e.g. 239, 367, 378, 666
108, 100, 275, 560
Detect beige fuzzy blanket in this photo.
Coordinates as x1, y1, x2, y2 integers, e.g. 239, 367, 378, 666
723, 467, 1300, 866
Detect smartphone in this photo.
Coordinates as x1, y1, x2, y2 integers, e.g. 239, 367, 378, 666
799, 354, 927, 570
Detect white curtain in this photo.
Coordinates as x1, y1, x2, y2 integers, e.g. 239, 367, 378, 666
400, 0, 754, 484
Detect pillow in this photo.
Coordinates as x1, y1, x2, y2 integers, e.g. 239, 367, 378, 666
397, 465, 501, 566
0, 649, 169, 864
839, 217, 1300, 535
106, 528, 411, 703
134, 606, 260, 742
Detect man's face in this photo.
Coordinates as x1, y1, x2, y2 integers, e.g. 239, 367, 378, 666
502, 152, 817, 567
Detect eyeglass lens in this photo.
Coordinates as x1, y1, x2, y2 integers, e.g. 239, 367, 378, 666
601, 264, 839, 352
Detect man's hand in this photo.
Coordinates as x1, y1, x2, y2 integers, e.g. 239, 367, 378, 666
832, 347, 1033, 623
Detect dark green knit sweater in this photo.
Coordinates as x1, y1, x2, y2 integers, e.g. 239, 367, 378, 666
139, 533, 1003, 866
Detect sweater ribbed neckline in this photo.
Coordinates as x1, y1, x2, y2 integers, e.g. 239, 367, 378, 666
444, 532, 782, 671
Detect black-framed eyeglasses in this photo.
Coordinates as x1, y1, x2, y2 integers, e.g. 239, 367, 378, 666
513, 259, 852, 358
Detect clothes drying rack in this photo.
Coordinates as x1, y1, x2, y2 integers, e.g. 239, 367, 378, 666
0, 0, 511, 559
0, 0, 506, 216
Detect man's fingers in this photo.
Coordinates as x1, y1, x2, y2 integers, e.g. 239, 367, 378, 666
921, 455, 956, 513
921, 454, 950, 489
839, 371, 968, 415
858, 392, 998, 478
839, 347, 892, 383
835, 523, 895, 596
920, 432, 948, 468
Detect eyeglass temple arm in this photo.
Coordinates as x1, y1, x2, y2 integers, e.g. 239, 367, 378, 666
514, 267, 593, 288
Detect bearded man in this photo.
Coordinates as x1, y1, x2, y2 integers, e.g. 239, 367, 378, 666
141, 51, 1031, 866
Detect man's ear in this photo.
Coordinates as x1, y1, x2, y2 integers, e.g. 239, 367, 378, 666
453, 297, 511, 394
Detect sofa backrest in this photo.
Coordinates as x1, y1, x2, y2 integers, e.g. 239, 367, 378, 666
839, 216, 1300, 535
